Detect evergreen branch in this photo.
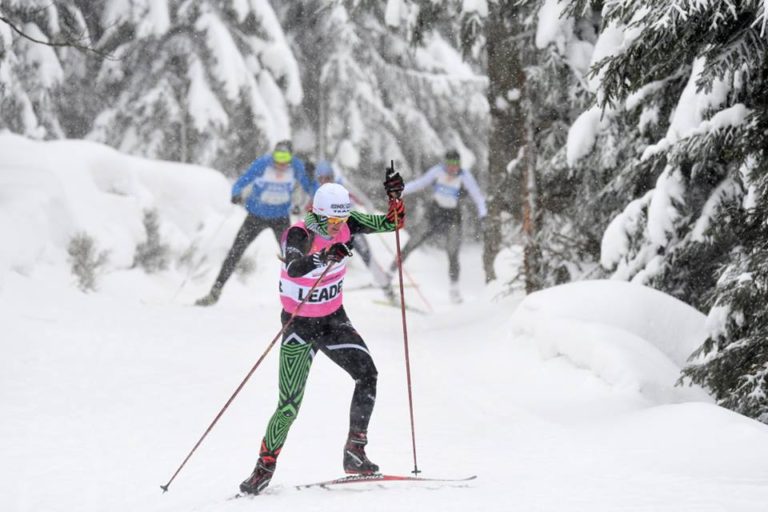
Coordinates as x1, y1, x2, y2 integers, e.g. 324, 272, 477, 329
699, 27, 768, 92
368, 46, 488, 85
0, 14, 117, 60
562, 0, 599, 18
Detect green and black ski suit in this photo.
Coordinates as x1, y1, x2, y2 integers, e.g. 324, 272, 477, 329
257, 211, 397, 462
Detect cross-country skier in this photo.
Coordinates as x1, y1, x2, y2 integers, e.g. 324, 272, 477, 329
314, 161, 395, 301
195, 140, 318, 306
388, 149, 487, 304
238, 169, 406, 495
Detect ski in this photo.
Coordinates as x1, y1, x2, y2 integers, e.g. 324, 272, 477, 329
296, 473, 477, 490
226, 474, 476, 499
372, 299, 428, 315
344, 283, 414, 292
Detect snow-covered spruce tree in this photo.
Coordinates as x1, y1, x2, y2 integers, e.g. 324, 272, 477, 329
582, 0, 768, 420
276, 1, 488, 207
86, 0, 302, 174
512, 0, 603, 289
400, 0, 602, 288
682, 151, 768, 422
539, 0, 694, 289
590, 2, 762, 304
0, 0, 91, 139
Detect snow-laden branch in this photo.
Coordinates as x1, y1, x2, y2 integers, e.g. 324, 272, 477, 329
0, 15, 117, 60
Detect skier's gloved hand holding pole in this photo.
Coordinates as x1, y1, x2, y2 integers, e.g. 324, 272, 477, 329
314, 242, 353, 265
384, 167, 406, 228
384, 167, 404, 200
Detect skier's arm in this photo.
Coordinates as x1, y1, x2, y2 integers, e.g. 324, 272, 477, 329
347, 167, 405, 234
293, 158, 319, 196
403, 165, 441, 196
461, 170, 488, 218
283, 227, 319, 277
284, 227, 350, 276
232, 157, 267, 200
347, 207, 403, 235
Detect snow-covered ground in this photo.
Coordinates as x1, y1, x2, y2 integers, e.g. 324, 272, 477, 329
3, 136, 768, 512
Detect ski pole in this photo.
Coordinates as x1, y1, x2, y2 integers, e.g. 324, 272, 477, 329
160, 262, 335, 493
387, 160, 420, 475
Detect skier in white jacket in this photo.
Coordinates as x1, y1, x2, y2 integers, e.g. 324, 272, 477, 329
390, 149, 487, 303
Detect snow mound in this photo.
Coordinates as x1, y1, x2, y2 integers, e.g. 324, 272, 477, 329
510, 280, 709, 403
0, 133, 236, 280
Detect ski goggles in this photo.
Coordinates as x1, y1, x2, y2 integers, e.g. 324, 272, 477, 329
273, 150, 292, 164
326, 216, 349, 225
445, 159, 460, 166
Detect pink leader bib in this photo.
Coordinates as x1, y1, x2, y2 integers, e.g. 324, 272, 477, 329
279, 220, 351, 317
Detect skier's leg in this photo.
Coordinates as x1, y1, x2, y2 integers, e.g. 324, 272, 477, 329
197, 215, 264, 305
446, 220, 462, 283
316, 308, 379, 473
266, 216, 291, 243
391, 220, 436, 272
241, 313, 317, 494
446, 222, 463, 303
317, 334, 377, 431
262, 315, 317, 455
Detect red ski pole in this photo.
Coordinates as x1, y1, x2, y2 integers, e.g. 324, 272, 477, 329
160, 262, 335, 492
387, 161, 420, 475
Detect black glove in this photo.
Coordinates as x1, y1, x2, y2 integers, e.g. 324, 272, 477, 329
231, 195, 244, 205
386, 199, 405, 228
314, 242, 353, 265
384, 166, 404, 200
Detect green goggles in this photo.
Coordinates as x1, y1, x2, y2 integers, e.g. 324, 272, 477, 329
445, 159, 460, 166
273, 150, 292, 164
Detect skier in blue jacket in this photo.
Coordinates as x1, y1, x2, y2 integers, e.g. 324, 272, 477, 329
196, 140, 318, 306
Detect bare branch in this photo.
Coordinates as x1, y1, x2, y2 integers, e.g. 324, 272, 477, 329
0, 14, 118, 60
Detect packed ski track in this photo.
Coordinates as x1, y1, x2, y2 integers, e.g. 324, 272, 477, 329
5, 239, 768, 512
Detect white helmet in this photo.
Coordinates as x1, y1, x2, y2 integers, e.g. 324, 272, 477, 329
313, 183, 352, 218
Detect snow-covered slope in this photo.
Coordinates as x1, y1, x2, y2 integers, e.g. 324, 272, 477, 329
2, 137, 768, 512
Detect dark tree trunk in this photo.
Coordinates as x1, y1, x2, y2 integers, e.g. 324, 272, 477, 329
482, 5, 527, 282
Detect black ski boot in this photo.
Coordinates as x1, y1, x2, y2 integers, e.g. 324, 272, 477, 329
343, 431, 379, 475
239, 458, 275, 495
382, 282, 396, 303
194, 284, 222, 306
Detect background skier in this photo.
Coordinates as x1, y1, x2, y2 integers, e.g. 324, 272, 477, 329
389, 149, 487, 304
196, 140, 318, 306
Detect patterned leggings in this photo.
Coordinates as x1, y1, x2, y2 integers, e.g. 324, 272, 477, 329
259, 307, 377, 460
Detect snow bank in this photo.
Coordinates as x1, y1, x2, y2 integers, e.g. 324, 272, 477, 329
0, 134, 234, 280
510, 280, 709, 403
